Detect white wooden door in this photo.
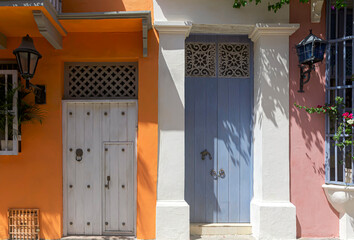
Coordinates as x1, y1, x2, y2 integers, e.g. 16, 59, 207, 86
64, 101, 137, 236
104, 142, 134, 234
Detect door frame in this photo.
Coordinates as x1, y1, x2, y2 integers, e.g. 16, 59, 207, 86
62, 99, 138, 237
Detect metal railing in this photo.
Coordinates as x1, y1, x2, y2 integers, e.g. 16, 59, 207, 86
325, 0, 353, 185
48, 0, 61, 13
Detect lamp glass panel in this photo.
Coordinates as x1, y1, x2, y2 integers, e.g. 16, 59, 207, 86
29, 53, 38, 75
19, 52, 29, 74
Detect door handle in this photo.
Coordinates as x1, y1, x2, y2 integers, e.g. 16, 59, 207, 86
210, 169, 217, 178
218, 169, 226, 178
210, 169, 226, 179
201, 149, 212, 160
105, 176, 111, 189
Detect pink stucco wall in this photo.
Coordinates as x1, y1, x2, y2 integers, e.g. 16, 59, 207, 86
290, 0, 339, 238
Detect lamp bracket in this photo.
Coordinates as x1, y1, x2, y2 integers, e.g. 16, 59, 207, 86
298, 64, 314, 93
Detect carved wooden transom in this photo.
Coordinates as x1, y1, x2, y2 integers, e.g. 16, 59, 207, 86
185, 42, 250, 78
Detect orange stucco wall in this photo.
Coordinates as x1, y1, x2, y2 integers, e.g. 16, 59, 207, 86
290, 0, 339, 237
61, 0, 153, 13
0, 30, 158, 239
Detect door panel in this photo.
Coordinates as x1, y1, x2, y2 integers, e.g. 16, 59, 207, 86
65, 102, 136, 235
185, 34, 253, 223
104, 143, 134, 233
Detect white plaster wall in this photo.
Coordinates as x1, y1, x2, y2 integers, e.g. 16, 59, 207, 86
155, 23, 191, 240
157, 33, 186, 201
253, 35, 290, 202
154, 0, 289, 25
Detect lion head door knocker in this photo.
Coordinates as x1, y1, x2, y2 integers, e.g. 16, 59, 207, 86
75, 148, 83, 162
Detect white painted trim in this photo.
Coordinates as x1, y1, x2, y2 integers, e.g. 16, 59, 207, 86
311, 0, 324, 23
249, 23, 300, 42
191, 24, 255, 35
0, 32, 6, 49
62, 99, 138, 103
33, 10, 63, 49
154, 21, 192, 37
62, 100, 138, 237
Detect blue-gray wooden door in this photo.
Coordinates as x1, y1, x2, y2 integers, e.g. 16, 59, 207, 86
185, 34, 253, 223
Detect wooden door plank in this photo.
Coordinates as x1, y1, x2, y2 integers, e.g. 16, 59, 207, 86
239, 79, 252, 223
110, 103, 120, 141
118, 143, 134, 232
205, 78, 218, 223
217, 78, 230, 223
92, 103, 102, 234
127, 102, 137, 142
102, 103, 110, 231
67, 103, 76, 234
194, 79, 207, 222
74, 103, 85, 233
84, 103, 94, 235
227, 79, 241, 222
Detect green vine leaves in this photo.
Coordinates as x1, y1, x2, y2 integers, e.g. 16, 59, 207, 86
233, 0, 347, 13
295, 96, 354, 160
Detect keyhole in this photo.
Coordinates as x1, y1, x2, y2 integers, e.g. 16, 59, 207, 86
104, 112, 108, 116
121, 111, 125, 116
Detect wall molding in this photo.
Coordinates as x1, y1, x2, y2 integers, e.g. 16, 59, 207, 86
154, 21, 192, 37
249, 23, 300, 42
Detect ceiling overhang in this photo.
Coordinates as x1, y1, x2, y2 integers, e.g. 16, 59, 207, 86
58, 11, 152, 57
0, 1, 152, 57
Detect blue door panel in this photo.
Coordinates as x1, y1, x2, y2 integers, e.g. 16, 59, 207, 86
185, 34, 253, 223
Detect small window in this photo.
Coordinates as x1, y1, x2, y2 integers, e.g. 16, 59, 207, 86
0, 69, 18, 155
325, 0, 353, 184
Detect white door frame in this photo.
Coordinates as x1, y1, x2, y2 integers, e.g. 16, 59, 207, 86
62, 99, 138, 237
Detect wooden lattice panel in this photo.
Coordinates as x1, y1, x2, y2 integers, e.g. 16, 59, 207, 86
8, 209, 40, 240
64, 63, 138, 99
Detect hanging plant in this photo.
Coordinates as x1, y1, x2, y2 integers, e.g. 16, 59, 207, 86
295, 96, 354, 160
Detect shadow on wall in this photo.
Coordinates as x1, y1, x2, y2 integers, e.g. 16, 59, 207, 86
254, 45, 289, 128
290, 37, 326, 178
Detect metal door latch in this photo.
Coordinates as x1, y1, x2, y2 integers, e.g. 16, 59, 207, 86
201, 149, 212, 160
105, 176, 111, 189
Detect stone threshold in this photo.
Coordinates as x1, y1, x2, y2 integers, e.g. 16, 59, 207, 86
61, 237, 135, 240
191, 223, 252, 236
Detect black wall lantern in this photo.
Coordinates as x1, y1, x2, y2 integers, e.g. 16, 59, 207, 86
13, 34, 46, 104
296, 30, 327, 93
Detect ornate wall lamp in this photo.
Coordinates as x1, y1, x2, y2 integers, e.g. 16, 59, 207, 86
296, 30, 327, 93
13, 34, 46, 104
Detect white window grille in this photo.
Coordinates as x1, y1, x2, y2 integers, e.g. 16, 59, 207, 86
0, 70, 18, 155
64, 63, 138, 99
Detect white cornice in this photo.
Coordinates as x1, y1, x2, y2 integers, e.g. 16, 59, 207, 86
154, 21, 193, 37
249, 23, 300, 42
